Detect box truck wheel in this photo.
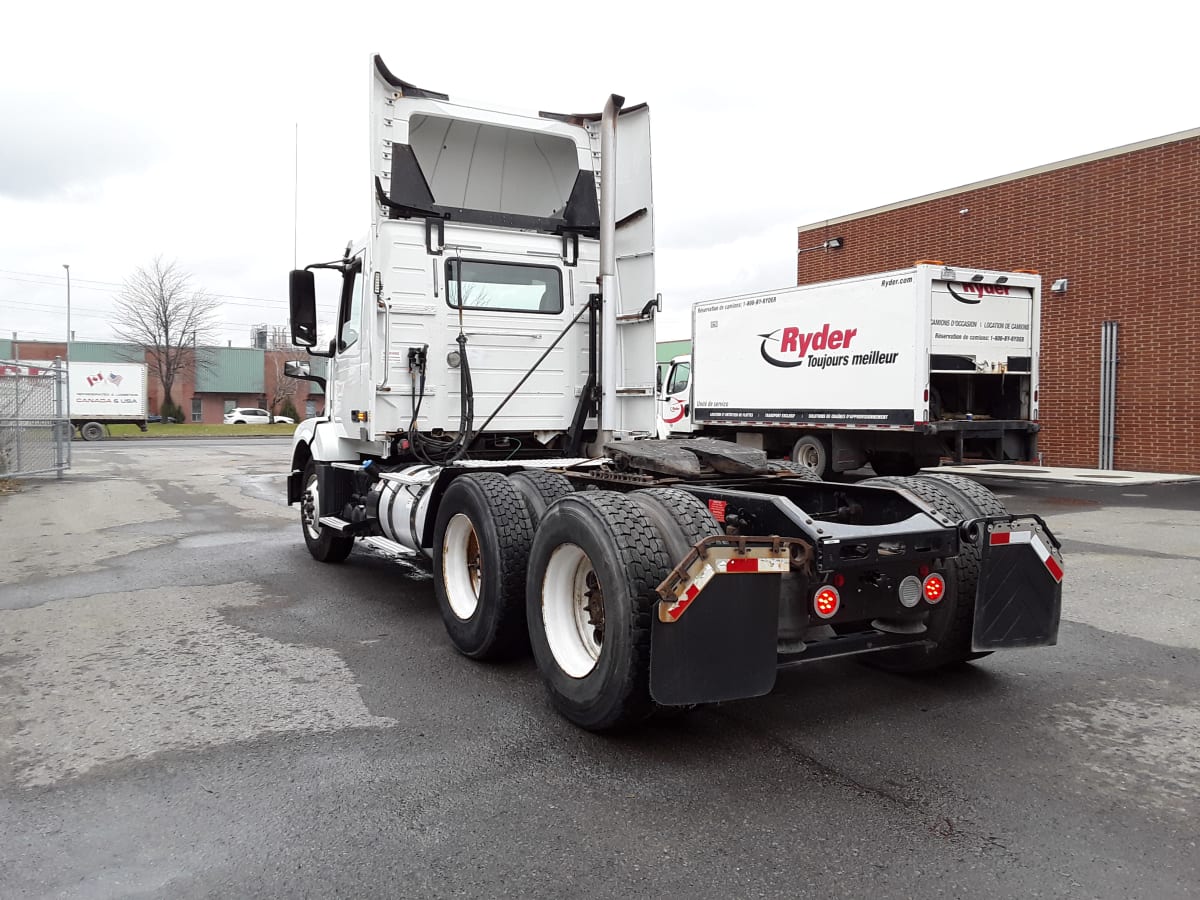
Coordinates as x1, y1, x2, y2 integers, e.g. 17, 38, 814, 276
509, 469, 574, 528
791, 435, 831, 479
80, 421, 106, 441
300, 462, 354, 563
526, 491, 671, 731
858, 475, 997, 671
433, 473, 534, 660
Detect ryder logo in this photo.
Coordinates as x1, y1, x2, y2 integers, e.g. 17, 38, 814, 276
947, 282, 1012, 305
759, 323, 858, 368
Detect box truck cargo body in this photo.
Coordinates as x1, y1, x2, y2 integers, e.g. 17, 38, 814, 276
67, 362, 149, 439
660, 264, 1040, 476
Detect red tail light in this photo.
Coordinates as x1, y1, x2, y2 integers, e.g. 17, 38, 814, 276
922, 573, 946, 604
813, 586, 840, 619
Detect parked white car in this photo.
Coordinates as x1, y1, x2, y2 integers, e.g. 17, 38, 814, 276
224, 408, 294, 425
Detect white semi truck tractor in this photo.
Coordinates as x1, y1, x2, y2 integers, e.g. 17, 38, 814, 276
284, 56, 1064, 731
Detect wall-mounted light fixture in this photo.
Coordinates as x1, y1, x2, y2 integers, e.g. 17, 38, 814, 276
798, 236, 845, 255
1050, 278, 1069, 294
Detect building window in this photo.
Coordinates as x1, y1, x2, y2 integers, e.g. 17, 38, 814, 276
191, 396, 202, 422
224, 399, 237, 414
305, 399, 316, 418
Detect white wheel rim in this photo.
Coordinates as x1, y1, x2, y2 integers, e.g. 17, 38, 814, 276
796, 442, 820, 469
541, 543, 603, 678
303, 476, 321, 540
442, 513, 482, 620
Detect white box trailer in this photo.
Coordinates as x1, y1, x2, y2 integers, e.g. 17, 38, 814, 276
660, 264, 1041, 477
67, 361, 149, 440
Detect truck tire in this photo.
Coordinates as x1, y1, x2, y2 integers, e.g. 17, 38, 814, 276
509, 469, 573, 528
918, 472, 1007, 518
858, 475, 992, 672
767, 460, 822, 482
433, 472, 534, 661
526, 491, 671, 731
630, 488, 722, 560
300, 461, 355, 563
791, 435, 831, 479
80, 421, 106, 441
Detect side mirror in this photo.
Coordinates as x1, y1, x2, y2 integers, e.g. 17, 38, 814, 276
289, 270, 317, 347
284, 358, 327, 392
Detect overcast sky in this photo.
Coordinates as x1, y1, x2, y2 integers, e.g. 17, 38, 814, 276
1, 0, 1195, 348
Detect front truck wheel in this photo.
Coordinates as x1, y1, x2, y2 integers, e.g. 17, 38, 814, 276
300, 461, 355, 563
433, 473, 534, 660
527, 492, 672, 731
858, 474, 1006, 671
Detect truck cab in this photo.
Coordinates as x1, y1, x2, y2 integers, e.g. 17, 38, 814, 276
656, 353, 695, 437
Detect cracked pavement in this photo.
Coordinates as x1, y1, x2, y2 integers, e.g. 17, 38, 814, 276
1, 440, 1198, 898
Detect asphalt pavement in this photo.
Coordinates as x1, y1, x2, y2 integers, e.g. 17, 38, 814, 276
2, 440, 1198, 899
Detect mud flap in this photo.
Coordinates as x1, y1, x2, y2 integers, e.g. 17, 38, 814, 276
973, 518, 1063, 651
649, 573, 780, 706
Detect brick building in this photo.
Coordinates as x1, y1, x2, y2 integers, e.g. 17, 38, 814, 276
0, 338, 324, 423
796, 127, 1200, 474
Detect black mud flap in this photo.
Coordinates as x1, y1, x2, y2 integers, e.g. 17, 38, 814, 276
973, 517, 1063, 651
286, 468, 304, 505
649, 574, 780, 706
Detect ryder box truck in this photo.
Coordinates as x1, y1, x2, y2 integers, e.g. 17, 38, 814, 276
658, 264, 1041, 478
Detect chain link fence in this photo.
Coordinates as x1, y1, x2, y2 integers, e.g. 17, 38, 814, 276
0, 359, 71, 479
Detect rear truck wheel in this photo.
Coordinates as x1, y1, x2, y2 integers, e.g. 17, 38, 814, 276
300, 461, 354, 563
858, 474, 1003, 671
918, 472, 1007, 517
792, 434, 832, 479
526, 491, 672, 731
80, 421, 105, 441
629, 488, 722, 560
433, 472, 534, 660
767, 459, 822, 482
508, 469, 574, 528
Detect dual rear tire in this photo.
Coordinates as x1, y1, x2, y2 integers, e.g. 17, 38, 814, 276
433, 473, 720, 731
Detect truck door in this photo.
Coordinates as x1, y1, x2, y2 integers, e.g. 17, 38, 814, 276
330, 252, 373, 438
657, 358, 694, 436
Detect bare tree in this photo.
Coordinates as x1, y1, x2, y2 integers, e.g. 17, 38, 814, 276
267, 352, 298, 422
112, 257, 220, 412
